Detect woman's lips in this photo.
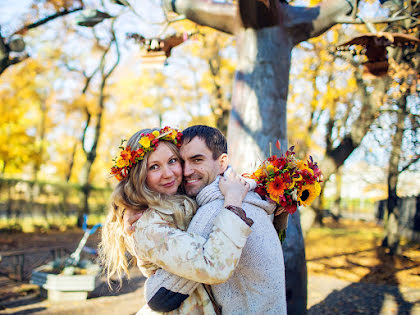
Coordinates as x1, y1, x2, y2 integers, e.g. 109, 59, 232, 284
162, 180, 175, 188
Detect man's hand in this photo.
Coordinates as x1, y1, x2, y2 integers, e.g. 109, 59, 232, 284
275, 205, 287, 216
219, 170, 250, 208
123, 208, 144, 235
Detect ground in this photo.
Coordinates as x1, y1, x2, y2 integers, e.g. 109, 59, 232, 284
0, 219, 419, 314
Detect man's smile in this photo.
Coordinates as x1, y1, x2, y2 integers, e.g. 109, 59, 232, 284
184, 178, 201, 185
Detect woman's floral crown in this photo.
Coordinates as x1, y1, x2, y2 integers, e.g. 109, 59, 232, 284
110, 126, 182, 181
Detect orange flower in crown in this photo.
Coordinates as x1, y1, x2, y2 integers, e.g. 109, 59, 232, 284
110, 127, 183, 181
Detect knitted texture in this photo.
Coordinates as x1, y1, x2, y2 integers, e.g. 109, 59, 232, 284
145, 176, 287, 315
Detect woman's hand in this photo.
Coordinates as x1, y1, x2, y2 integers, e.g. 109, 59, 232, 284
219, 170, 250, 208
123, 208, 144, 235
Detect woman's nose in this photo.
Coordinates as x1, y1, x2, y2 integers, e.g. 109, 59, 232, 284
162, 166, 173, 178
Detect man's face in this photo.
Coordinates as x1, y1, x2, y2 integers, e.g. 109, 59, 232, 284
180, 137, 227, 197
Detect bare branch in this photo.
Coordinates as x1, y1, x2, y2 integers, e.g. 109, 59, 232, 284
14, 7, 84, 35
335, 15, 416, 25
401, 155, 420, 172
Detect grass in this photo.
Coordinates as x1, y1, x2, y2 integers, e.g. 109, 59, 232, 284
305, 218, 420, 288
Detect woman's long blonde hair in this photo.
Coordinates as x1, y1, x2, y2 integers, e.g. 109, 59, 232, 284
98, 128, 197, 287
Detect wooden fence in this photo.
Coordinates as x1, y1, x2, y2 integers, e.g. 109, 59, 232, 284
0, 178, 112, 228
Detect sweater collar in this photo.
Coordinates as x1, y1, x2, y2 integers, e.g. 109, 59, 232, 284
195, 176, 223, 207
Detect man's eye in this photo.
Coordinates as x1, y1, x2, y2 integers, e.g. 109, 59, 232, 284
194, 159, 202, 163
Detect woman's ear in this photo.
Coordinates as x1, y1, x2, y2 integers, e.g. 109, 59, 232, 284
217, 153, 229, 173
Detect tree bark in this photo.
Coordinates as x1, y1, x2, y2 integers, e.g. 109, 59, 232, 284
331, 166, 343, 222
382, 92, 408, 255
161, 1, 353, 313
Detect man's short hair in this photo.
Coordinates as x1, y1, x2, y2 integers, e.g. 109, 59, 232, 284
182, 125, 227, 160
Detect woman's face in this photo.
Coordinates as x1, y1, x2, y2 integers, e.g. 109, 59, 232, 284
145, 142, 182, 195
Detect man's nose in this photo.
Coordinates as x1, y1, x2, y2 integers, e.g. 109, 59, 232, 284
183, 162, 193, 177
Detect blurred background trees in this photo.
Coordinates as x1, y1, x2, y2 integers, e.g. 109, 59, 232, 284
0, 0, 418, 251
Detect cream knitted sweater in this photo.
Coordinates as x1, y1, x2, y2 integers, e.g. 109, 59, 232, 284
145, 176, 287, 315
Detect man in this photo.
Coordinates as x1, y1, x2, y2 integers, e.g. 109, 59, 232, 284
125, 125, 287, 314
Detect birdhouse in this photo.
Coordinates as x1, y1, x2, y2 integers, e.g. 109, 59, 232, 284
336, 32, 419, 77
127, 32, 191, 65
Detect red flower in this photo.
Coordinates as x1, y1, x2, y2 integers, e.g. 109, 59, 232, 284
255, 185, 267, 198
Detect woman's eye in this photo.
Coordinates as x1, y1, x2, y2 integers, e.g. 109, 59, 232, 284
169, 158, 177, 164
149, 164, 158, 171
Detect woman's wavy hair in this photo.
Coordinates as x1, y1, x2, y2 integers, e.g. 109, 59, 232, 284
98, 128, 196, 287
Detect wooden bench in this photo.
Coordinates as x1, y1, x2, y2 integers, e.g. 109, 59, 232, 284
0, 246, 70, 281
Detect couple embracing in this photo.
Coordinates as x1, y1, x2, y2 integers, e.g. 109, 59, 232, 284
99, 125, 287, 315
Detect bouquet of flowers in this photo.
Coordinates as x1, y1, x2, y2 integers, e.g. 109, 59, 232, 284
245, 143, 322, 216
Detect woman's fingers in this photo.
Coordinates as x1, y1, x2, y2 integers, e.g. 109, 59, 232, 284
123, 209, 144, 235
220, 169, 251, 207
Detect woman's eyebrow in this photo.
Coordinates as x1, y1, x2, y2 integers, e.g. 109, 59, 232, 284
147, 158, 160, 165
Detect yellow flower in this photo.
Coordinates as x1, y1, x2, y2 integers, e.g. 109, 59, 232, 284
170, 129, 178, 139
266, 164, 274, 173
296, 160, 313, 175
139, 136, 151, 148
116, 157, 129, 168
286, 181, 295, 190
291, 173, 303, 188
254, 168, 265, 178
298, 182, 321, 206
152, 130, 160, 138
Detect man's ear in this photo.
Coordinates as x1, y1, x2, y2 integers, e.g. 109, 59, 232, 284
218, 153, 228, 173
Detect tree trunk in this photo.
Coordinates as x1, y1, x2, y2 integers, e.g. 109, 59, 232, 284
382, 93, 407, 255
331, 166, 342, 222
66, 142, 77, 182
322, 77, 390, 182
160, 1, 353, 313
227, 26, 308, 314
77, 164, 92, 227
1, 160, 5, 176
77, 33, 119, 227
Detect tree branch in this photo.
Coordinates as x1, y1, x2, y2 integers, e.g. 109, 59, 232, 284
400, 155, 420, 172
161, 0, 236, 35
283, 0, 352, 46
14, 7, 84, 35
335, 15, 416, 24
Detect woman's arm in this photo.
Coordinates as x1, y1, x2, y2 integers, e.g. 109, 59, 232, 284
133, 206, 251, 285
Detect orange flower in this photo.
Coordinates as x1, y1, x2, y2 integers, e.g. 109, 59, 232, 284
116, 156, 129, 168
120, 149, 132, 161
267, 177, 287, 198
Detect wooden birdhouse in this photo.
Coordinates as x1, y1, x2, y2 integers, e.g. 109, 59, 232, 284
127, 32, 191, 65
336, 32, 419, 77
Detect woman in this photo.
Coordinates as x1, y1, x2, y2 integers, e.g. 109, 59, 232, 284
99, 126, 254, 314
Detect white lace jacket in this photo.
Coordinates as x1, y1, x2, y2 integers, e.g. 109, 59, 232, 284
131, 198, 253, 314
